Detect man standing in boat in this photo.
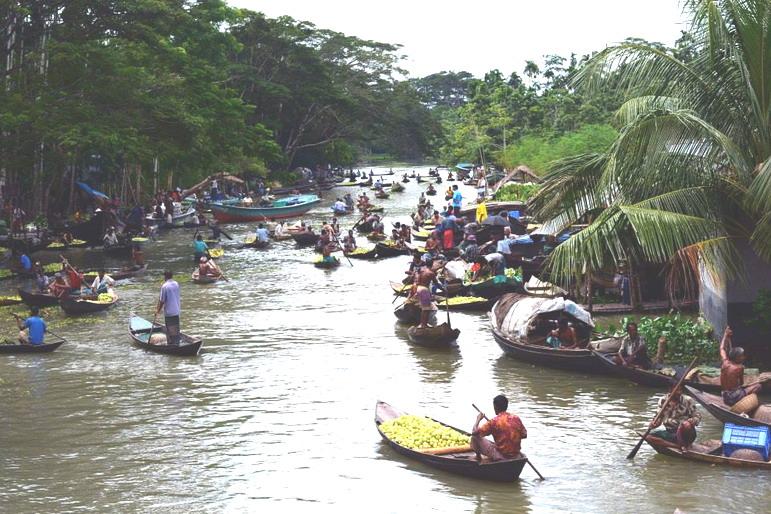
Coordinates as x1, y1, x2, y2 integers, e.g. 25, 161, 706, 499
156, 271, 181, 346
471, 395, 527, 461
719, 326, 762, 406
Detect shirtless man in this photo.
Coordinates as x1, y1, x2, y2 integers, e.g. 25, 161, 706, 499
720, 326, 762, 406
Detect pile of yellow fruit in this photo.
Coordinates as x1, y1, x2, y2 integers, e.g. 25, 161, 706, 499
379, 414, 469, 450
444, 296, 485, 306
96, 293, 114, 303
348, 247, 372, 255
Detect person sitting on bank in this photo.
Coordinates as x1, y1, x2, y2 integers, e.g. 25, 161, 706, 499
614, 322, 651, 369
546, 319, 579, 349
90, 269, 115, 295
14, 307, 46, 346
471, 394, 527, 461
649, 383, 701, 449
719, 326, 762, 406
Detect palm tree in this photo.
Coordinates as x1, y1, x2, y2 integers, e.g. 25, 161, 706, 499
531, 0, 771, 304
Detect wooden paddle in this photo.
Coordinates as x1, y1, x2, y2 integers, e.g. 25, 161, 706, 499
626, 356, 698, 460
472, 403, 545, 480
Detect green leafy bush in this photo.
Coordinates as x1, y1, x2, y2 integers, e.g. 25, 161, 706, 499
596, 313, 716, 364
493, 183, 541, 201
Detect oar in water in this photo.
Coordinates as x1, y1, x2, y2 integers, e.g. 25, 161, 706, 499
627, 356, 698, 460
472, 403, 545, 480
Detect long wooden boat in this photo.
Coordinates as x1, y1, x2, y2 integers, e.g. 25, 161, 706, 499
210, 194, 321, 223
0, 295, 23, 307
412, 228, 431, 241
128, 315, 203, 356
592, 350, 726, 393
292, 232, 320, 246
192, 270, 223, 284
102, 244, 133, 258
407, 323, 460, 347
145, 206, 198, 228
376, 241, 410, 258
60, 291, 119, 315
345, 246, 378, 260
643, 434, 771, 469
375, 401, 527, 481
83, 264, 148, 284
0, 336, 65, 354
686, 386, 771, 429
490, 293, 608, 374
434, 295, 491, 312
18, 288, 60, 307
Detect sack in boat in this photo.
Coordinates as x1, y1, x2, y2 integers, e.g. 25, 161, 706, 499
149, 333, 167, 346
589, 337, 622, 353
752, 405, 771, 424
729, 393, 759, 414
729, 448, 765, 461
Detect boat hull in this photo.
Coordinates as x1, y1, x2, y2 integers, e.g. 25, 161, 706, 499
210, 196, 321, 223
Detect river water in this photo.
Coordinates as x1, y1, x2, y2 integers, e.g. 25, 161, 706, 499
0, 166, 766, 513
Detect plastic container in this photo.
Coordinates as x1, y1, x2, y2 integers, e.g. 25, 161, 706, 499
722, 423, 770, 460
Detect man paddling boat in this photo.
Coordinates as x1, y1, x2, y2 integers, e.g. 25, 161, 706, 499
471, 395, 527, 461
719, 326, 762, 406
649, 383, 701, 449
14, 307, 46, 346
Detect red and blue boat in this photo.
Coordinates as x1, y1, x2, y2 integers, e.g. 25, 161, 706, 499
210, 194, 321, 223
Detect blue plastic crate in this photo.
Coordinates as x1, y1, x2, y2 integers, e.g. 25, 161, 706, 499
722, 423, 770, 460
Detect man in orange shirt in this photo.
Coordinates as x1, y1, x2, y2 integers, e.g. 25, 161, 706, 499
471, 394, 527, 461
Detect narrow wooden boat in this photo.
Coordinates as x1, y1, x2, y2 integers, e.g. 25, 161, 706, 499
345, 246, 378, 260
412, 229, 431, 241
314, 256, 341, 268
242, 236, 271, 249
466, 275, 522, 299
390, 183, 405, 192
292, 232, 320, 246
145, 206, 198, 228
490, 293, 608, 374
407, 323, 460, 347
375, 241, 410, 258
355, 221, 374, 233
375, 191, 390, 199
375, 401, 527, 481
0, 336, 65, 354
390, 280, 411, 296
18, 288, 60, 307
643, 434, 771, 469
434, 295, 491, 312
394, 303, 421, 324
103, 244, 132, 257
210, 194, 321, 223
60, 291, 119, 315
83, 264, 148, 283
192, 270, 223, 284
686, 386, 771, 429
592, 350, 732, 393
128, 315, 203, 356
0, 295, 23, 307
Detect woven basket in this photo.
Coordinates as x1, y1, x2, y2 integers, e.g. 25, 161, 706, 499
729, 393, 759, 414
729, 448, 765, 461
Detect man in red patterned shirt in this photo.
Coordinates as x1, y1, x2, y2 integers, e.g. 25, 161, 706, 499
471, 395, 527, 461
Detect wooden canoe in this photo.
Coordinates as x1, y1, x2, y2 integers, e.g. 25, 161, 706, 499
128, 315, 203, 356
686, 386, 771, 429
292, 232, 320, 246
83, 264, 148, 283
345, 247, 378, 260
60, 291, 119, 315
375, 401, 527, 481
375, 241, 410, 258
407, 323, 460, 347
592, 350, 724, 393
643, 434, 771, 469
18, 288, 60, 307
433, 295, 491, 312
192, 270, 223, 284
0, 336, 65, 354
